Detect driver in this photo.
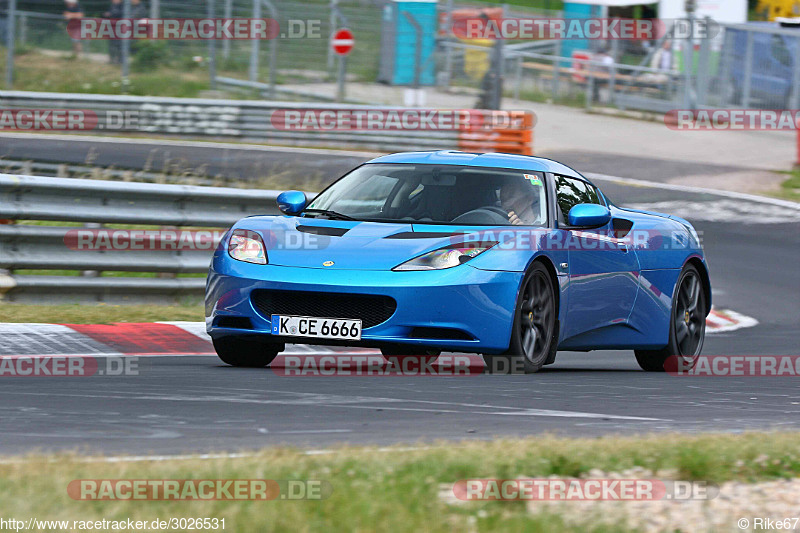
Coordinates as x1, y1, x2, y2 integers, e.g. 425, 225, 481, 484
499, 179, 542, 225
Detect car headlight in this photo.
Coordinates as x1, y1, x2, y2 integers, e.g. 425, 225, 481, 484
228, 230, 267, 264
393, 241, 497, 271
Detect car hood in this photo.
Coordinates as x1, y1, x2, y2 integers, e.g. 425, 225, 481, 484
235, 216, 504, 270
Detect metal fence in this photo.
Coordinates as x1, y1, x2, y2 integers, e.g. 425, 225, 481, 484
0, 173, 284, 303
0, 91, 466, 150
3, 2, 799, 114
449, 19, 800, 113
0, 92, 534, 155
1, 0, 385, 95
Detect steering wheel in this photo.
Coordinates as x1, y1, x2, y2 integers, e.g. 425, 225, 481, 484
451, 206, 510, 225
482, 206, 511, 218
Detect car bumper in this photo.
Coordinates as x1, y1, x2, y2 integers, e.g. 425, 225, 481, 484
205, 256, 522, 354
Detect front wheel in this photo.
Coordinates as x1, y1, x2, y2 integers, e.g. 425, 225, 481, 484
484, 263, 557, 374
213, 336, 284, 367
635, 265, 706, 372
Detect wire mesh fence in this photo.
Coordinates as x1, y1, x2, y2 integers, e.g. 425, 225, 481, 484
1, 1, 799, 113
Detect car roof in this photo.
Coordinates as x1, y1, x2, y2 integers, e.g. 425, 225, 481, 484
366, 150, 586, 180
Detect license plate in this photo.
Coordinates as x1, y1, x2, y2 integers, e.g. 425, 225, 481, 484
271, 315, 362, 341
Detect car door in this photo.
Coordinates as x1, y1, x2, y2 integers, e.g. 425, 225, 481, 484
553, 175, 639, 340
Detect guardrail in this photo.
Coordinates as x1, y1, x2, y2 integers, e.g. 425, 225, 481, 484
0, 92, 534, 154
0, 174, 285, 303
0, 159, 220, 187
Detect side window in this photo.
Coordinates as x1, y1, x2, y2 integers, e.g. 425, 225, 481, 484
554, 175, 602, 225
583, 181, 601, 205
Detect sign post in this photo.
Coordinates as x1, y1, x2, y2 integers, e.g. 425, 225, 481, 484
332, 28, 354, 102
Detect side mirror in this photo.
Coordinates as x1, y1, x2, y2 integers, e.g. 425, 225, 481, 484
276, 190, 307, 216
568, 203, 611, 228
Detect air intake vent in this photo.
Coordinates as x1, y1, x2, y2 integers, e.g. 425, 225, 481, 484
409, 326, 474, 341
296, 225, 350, 237
215, 316, 254, 330
612, 218, 634, 238
251, 290, 397, 329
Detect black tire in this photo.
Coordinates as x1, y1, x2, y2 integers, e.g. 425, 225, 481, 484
484, 262, 557, 374
213, 336, 283, 367
380, 345, 440, 364
635, 264, 706, 372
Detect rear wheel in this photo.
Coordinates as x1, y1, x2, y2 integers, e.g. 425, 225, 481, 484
635, 265, 706, 372
485, 263, 557, 374
213, 337, 283, 367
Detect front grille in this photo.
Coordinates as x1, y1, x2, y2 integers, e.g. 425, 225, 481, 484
251, 289, 397, 329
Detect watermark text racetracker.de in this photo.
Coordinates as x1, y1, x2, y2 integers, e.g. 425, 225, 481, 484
68, 479, 332, 500
451, 17, 718, 41
0, 109, 140, 132
62, 228, 701, 253
667, 355, 800, 377
270, 109, 534, 131
63, 229, 327, 252
452, 478, 718, 501
67, 18, 323, 40
666, 109, 800, 130
1, 517, 227, 532
0, 356, 138, 377
272, 354, 486, 377
454, 228, 702, 252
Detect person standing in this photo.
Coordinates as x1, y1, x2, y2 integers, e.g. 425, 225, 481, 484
130, 0, 147, 20
104, 0, 123, 64
129, 0, 147, 53
63, 0, 84, 57
640, 40, 674, 88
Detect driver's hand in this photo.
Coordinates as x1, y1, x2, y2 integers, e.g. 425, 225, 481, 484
508, 211, 522, 225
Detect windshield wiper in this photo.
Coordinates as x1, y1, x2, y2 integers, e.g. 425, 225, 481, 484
302, 208, 356, 221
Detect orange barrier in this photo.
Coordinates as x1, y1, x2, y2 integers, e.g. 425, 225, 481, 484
457, 110, 534, 155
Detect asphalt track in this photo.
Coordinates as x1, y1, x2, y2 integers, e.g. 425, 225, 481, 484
0, 133, 754, 184
0, 135, 798, 456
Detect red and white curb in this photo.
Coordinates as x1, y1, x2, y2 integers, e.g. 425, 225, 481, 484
0, 321, 373, 357
705, 308, 759, 333
0, 308, 756, 357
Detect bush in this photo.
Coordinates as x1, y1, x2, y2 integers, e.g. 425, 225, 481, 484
131, 40, 171, 72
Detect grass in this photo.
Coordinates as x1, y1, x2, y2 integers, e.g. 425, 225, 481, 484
1, 303, 203, 323
0, 49, 214, 98
510, 87, 587, 108
1, 432, 799, 532
776, 169, 800, 202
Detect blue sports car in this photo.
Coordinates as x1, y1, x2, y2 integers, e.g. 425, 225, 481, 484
206, 151, 710, 373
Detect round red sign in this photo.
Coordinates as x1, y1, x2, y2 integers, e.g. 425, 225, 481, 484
332, 28, 354, 56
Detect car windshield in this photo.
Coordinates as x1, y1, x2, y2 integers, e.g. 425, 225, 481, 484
305, 163, 547, 226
